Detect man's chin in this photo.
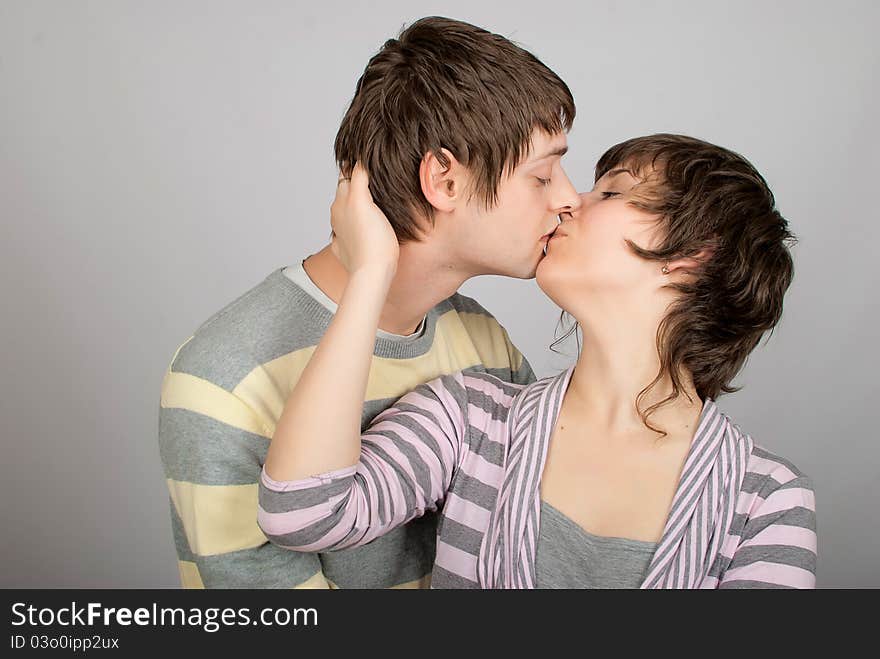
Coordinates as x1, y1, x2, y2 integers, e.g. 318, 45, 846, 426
519, 251, 552, 279
515, 261, 540, 280
480, 253, 542, 279
522, 251, 554, 279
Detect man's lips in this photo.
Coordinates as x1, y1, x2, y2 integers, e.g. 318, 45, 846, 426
539, 227, 558, 244
540, 227, 560, 256
540, 228, 568, 245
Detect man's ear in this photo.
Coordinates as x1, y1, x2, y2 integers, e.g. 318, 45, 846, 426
419, 148, 464, 213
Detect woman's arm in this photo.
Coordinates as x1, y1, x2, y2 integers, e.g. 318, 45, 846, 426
263, 166, 400, 483
719, 473, 817, 588
257, 166, 467, 551
258, 373, 467, 551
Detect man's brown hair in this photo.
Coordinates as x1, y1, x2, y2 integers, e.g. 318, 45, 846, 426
335, 16, 575, 242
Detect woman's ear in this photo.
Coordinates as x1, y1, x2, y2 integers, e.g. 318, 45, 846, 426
666, 243, 716, 275
419, 148, 464, 213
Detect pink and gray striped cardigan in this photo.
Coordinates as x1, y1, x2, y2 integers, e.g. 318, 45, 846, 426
259, 367, 817, 588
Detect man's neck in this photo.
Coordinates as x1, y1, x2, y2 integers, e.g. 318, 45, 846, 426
302, 244, 470, 335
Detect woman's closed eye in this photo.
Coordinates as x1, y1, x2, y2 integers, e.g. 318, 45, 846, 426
536, 177, 551, 186
601, 190, 620, 199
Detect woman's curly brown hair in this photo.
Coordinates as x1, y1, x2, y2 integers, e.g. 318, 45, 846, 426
556, 134, 797, 435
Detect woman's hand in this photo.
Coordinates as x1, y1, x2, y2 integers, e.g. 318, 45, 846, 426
330, 164, 399, 278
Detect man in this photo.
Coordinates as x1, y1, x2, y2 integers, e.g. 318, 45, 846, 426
158, 16, 580, 588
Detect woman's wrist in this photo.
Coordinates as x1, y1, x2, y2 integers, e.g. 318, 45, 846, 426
347, 262, 397, 290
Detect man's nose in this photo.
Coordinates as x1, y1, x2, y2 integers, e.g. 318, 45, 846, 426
551, 170, 582, 214
557, 176, 583, 213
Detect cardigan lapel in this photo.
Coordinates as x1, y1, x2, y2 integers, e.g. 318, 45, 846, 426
640, 400, 753, 588
477, 367, 574, 588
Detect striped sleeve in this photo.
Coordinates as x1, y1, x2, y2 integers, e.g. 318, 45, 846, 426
719, 456, 817, 589
257, 373, 469, 552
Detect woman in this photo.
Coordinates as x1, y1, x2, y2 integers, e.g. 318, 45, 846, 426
258, 134, 817, 588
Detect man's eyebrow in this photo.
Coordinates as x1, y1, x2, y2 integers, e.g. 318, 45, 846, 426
530, 145, 569, 162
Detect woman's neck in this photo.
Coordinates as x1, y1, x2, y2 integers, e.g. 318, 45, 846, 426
565, 300, 703, 440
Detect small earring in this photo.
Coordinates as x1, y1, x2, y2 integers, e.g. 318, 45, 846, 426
661, 264, 670, 274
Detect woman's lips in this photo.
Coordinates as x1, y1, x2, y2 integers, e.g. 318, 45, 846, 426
542, 229, 567, 255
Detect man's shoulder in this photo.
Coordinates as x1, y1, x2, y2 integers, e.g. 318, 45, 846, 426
439, 291, 534, 386
443, 291, 496, 319
166, 268, 330, 390
439, 291, 513, 343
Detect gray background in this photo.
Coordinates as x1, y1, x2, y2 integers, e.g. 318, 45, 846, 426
1, 0, 877, 588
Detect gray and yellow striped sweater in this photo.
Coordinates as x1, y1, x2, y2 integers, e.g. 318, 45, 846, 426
158, 264, 534, 588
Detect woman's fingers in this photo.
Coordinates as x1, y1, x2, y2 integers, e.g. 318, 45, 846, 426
329, 162, 398, 274
329, 233, 341, 262
330, 174, 350, 234
350, 163, 368, 190
349, 164, 375, 208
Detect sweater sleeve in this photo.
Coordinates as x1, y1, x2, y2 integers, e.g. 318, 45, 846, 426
719, 471, 817, 589
257, 373, 469, 551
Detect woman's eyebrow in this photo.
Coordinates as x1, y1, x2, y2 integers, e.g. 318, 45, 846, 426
602, 168, 634, 181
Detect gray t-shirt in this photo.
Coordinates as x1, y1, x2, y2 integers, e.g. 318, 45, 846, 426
535, 501, 657, 589
283, 262, 426, 341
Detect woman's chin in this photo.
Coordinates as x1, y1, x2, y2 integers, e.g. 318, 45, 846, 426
536, 256, 585, 313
